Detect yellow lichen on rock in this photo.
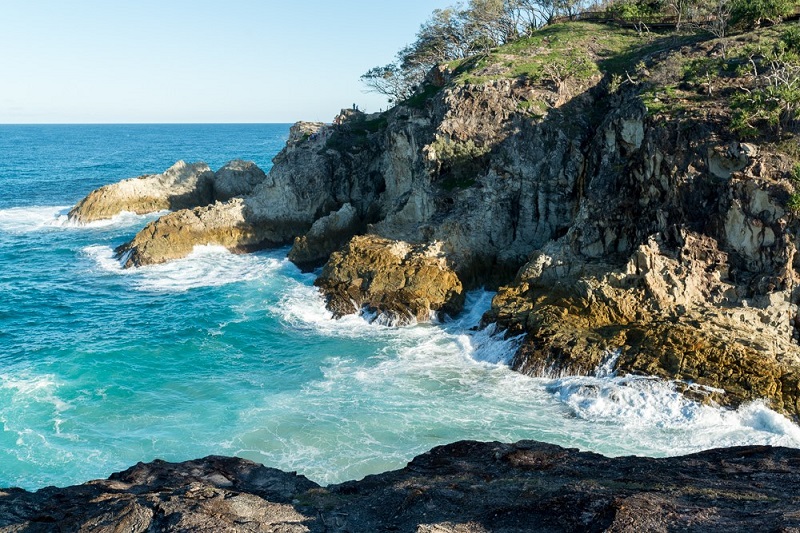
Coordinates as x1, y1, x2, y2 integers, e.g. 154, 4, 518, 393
315, 235, 465, 324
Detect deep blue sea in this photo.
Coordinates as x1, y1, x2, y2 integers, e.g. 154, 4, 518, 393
1, 124, 799, 490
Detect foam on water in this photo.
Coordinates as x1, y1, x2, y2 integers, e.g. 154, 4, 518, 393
0, 206, 71, 233
83, 244, 285, 292
52, 209, 170, 229
0, 206, 168, 234
3, 124, 800, 491
259, 285, 800, 483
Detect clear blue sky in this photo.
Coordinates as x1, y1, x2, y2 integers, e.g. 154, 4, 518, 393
0, 1, 453, 123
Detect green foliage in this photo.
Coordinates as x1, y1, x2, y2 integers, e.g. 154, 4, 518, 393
428, 136, 491, 189
729, 41, 800, 137
517, 98, 548, 116
361, 1, 552, 102
780, 25, 800, 52
429, 136, 491, 161
730, 0, 796, 28
402, 84, 443, 109
325, 114, 389, 152
792, 162, 800, 181
607, 0, 665, 21
787, 192, 800, 214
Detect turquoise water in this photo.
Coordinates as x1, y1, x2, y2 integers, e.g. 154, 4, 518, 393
2, 124, 800, 491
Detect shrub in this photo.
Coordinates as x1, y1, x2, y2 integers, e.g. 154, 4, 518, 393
730, 0, 796, 28
787, 192, 800, 214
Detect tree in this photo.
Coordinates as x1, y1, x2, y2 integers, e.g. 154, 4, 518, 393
704, 0, 733, 37
361, 7, 472, 103
465, 0, 518, 47
360, 64, 416, 104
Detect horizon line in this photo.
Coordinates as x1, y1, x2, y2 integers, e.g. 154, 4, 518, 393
0, 122, 303, 126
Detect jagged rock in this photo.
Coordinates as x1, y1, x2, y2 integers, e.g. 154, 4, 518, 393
486, 121, 800, 416
315, 235, 464, 324
116, 121, 340, 268
2, 441, 800, 531
68, 160, 214, 223
115, 199, 283, 268
76, 26, 800, 417
213, 159, 270, 202
288, 203, 363, 271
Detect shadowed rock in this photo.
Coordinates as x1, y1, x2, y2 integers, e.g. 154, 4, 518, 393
288, 203, 364, 271
213, 159, 270, 202
2, 440, 800, 532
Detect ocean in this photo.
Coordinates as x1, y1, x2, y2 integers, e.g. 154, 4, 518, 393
1, 123, 799, 491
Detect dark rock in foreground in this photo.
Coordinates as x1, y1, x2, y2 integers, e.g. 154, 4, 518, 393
2, 440, 800, 532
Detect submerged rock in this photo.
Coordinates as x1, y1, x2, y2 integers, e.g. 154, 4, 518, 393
68, 160, 215, 223
2, 440, 800, 531
315, 235, 465, 324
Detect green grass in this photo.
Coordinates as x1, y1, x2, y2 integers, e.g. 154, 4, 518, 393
402, 84, 442, 109
787, 192, 800, 214
447, 22, 669, 85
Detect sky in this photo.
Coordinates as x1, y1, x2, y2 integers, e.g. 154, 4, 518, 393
0, 1, 454, 123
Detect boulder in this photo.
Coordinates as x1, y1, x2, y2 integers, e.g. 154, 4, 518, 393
288, 203, 363, 271
213, 160, 270, 202
315, 235, 465, 324
68, 160, 214, 223
115, 199, 282, 268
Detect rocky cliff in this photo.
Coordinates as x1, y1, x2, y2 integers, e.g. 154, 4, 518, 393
70, 22, 800, 418
3, 440, 799, 532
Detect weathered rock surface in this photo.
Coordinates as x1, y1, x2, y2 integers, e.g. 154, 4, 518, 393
288, 203, 364, 271
3, 440, 800, 532
68, 160, 214, 223
483, 36, 800, 419
72, 25, 800, 415
115, 199, 284, 268
315, 235, 464, 323
213, 159, 270, 202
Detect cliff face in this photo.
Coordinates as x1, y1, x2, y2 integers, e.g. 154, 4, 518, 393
70, 22, 800, 417
3, 440, 800, 532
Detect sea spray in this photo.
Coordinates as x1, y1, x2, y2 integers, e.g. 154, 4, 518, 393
2, 124, 800, 491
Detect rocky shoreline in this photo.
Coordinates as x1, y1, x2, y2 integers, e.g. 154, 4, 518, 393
38, 21, 800, 528
2, 440, 799, 531
68, 26, 800, 421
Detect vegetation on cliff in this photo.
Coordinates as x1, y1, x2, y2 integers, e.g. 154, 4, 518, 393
70, 2, 800, 420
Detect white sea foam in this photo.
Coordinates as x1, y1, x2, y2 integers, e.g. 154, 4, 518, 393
270, 281, 800, 483
0, 373, 60, 398
52, 209, 170, 229
544, 373, 800, 453
83, 244, 284, 292
0, 205, 168, 234
0, 206, 71, 233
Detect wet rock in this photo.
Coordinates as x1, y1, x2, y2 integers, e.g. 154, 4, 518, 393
315, 235, 465, 324
68, 160, 214, 223
114, 199, 287, 268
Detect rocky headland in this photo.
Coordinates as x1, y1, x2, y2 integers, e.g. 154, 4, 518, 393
67, 22, 800, 422
3, 440, 800, 532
